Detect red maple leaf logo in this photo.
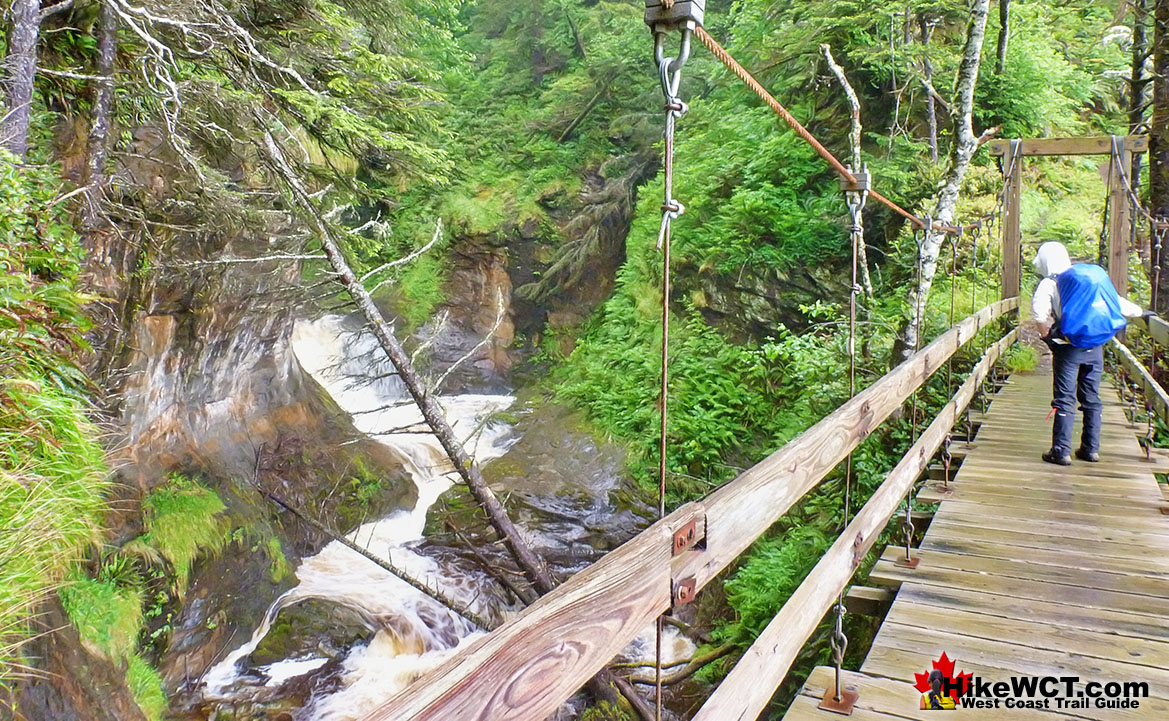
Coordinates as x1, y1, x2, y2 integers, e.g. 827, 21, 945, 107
913, 652, 973, 698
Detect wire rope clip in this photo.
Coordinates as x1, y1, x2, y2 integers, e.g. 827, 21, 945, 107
645, 0, 705, 32
838, 170, 870, 195
818, 686, 859, 715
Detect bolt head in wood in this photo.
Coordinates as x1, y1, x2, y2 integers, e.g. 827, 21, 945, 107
673, 576, 697, 606
818, 687, 859, 715
672, 519, 697, 555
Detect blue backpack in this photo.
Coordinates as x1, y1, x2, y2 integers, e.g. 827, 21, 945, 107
1055, 264, 1126, 348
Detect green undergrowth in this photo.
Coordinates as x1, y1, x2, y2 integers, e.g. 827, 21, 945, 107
59, 572, 166, 721
59, 474, 231, 720
138, 474, 231, 592
0, 152, 110, 690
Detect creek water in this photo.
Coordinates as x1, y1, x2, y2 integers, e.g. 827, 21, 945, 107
201, 314, 693, 720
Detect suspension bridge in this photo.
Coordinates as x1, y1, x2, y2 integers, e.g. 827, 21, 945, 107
351, 4, 1169, 720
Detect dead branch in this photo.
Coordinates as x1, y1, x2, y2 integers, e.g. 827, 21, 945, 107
820, 43, 874, 298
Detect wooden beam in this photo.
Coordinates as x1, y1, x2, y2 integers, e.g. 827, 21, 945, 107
690, 329, 1019, 721
360, 298, 1019, 721
1108, 137, 1132, 295
1002, 140, 1023, 301
844, 586, 894, 616
1135, 314, 1169, 348
987, 135, 1149, 156
1110, 338, 1169, 425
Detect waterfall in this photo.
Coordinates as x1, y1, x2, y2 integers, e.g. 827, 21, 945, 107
202, 315, 518, 718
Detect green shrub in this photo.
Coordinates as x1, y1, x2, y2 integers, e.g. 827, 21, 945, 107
1005, 344, 1039, 374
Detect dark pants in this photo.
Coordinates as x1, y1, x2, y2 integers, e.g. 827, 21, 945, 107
1049, 343, 1103, 456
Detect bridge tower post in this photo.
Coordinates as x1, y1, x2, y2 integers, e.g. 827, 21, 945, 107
1001, 139, 1023, 301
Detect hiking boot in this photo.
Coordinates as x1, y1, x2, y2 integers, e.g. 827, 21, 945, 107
1075, 448, 1099, 463
1042, 450, 1071, 466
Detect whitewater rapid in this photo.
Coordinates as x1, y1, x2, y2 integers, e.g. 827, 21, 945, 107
203, 314, 694, 720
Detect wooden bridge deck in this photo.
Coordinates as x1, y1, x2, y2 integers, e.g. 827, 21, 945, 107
783, 372, 1169, 721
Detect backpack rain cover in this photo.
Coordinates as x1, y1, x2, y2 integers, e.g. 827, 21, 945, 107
1055, 264, 1127, 348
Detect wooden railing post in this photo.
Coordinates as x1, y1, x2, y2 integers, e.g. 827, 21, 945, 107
1002, 139, 1023, 301
1107, 135, 1132, 295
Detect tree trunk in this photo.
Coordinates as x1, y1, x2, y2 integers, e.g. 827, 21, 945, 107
1153, 0, 1169, 312
900, 0, 991, 358
921, 15, 938, 163
2, 0, 43, 158
83, 0, 118, 229
995, 0, 1011, 75
1131, 0, 1150, 270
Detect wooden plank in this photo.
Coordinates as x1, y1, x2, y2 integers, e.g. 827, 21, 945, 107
896, 582, 1169, 643
928, 498, 1169, 534
920, 535, 1169, 577
886, 601, 1169, 671
916, 480, 1167, 516
1111, 338, 1169, 426
362, 301, 1019, 721
845, 586, 895, 616
876, 547, 1169, 598
1002, 140, 1023, 300
869, 561, 1168, 617
688, 331, 1019, 721
987, 135, 1149, 156
925, 518, 1166, 565
932, 505, 1169, 546
1109, 138, 1132, 295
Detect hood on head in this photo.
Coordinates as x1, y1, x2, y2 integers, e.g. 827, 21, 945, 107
1033, 242, 1071, 278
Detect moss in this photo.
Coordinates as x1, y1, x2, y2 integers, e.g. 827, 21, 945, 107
59, 575, 145, 662
126, 654, 167, 721
141, 474, 230, 592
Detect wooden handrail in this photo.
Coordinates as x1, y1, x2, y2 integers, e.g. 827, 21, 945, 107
362, 297, 1019, 721
1111, 338, 1169, 425
1134, 314, 1169, 349
692, 328, 1019, 721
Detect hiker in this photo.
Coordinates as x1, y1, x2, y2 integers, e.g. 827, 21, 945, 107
1031, 241, 1149, 466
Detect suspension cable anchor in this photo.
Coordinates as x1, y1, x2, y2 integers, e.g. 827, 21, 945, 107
838, 169, 871, 195
645, 0, 705, 33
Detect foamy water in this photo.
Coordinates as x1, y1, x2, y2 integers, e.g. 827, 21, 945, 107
203, 316, 517, 715
203, 314, 694, 719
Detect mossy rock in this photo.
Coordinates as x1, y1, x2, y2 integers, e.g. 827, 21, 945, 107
248, 600, 375, 666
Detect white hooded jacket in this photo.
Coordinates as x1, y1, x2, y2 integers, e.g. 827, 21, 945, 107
1030, 241, 1142, 341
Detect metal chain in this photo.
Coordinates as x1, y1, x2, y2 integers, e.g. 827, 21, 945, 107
831, 165, 868, 701
653, 28, 690, 721
1148, 224, 1164, 458
943, 227, 960, 489
968, 222, 981, 442
902, 221, 928, 562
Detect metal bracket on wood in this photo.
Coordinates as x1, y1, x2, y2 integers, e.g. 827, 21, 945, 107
818, 686, 859, 715
672, 514, 706, 556
894, 554, 921, 569
672, 576, 697, 606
